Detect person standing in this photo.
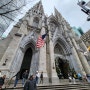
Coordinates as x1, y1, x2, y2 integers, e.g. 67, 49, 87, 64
22, 70, 28, 86
82, 74, 87, 83
68, 73, 72, 83
40, 72, 43, 84
35, 71, 39, 85
0, 75, 6, 90
13, 71, 20, 88
24, 75, 36, 90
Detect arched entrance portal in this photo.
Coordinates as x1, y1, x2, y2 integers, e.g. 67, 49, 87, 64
54, 41, 70, 79
20, 47, 32, 78
55, 57, 69, 79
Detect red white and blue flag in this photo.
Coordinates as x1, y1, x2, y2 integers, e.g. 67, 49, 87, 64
36, 33, 47, 48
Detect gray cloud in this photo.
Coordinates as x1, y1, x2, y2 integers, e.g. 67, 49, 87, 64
54, 0, 90, 32
42, 0, 90, 32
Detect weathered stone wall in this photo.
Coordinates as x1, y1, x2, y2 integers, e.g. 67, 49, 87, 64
0, 26, 19, 61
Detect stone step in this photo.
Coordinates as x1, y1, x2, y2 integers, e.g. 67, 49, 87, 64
3, 79, 90, 90
8, 79, 81, 84
37, 83, 90, 90
3, 83, 90, 90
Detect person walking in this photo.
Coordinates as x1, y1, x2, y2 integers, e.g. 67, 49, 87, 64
82, 74, 87, 83
24, 75, 36, 90
13, 71, 20, 88
22, 70, 28, 87
40, 72, 43, 84
0, 75, 6, 90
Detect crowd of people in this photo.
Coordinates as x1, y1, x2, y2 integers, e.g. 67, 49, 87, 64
0, 70, 43, 90
12, 70, 43, 90
68, 72, 90, 84
1, 69, 90, 90
23, 70, 43, 90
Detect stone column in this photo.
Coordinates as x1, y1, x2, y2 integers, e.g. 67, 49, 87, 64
38, 27, 48, 81
77, 51, 90, 74
46, 32, 52, 83
79, 41, 88, 51
68, 38, 86, 75
47, 25, 59, 83
72, 38, 90, 75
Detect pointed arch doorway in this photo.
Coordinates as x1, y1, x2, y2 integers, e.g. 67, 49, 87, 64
20, 47, 33, 79
54, 42, 70, 79
55, 57, 69, 79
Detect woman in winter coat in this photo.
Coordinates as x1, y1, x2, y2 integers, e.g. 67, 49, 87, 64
24, 75, 36, 90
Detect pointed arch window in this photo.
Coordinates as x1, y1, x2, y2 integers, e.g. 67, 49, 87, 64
33, 17, 39, 27
54, 43, 64, 55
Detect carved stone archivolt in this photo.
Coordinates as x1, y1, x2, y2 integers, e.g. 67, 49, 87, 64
20, 31, 37, 52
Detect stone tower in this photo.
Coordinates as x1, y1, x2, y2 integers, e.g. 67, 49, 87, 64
0, 1, 90, 83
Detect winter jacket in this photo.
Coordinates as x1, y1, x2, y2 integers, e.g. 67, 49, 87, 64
0, 77, 4, 86
24, 79, 36, 90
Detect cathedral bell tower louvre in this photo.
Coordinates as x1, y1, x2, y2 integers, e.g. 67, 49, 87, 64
0, 1, 90, 83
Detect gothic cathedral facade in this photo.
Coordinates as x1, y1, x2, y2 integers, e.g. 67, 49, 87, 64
0, 1, 90, 83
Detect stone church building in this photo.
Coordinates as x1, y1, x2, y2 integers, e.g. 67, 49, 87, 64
0, 1, 90, 83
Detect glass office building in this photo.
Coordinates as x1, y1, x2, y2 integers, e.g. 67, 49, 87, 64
72, 27, 84, 37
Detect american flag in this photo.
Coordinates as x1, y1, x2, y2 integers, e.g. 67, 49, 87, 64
36, 33, 47, 48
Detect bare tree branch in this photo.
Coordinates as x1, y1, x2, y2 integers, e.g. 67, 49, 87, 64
0, 0, 35, 37
1, 16, 9, 26
2, 14, 14, 21
0, 5, 23, 15
0, 0, 13, 9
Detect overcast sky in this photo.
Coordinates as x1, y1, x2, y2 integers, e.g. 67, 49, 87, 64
42, 0, 90, 32
3, 0, 90, 37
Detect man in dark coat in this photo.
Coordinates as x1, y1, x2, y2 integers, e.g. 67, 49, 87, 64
13, 71, 20, 88
40, 72, 43, 84
24, 75, 36, 90
22, 70, 28, 86
0, 75, 6, 89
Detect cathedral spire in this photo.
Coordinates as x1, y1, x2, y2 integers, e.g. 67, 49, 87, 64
54, 7, 62, 20
32, 0, 44, 15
